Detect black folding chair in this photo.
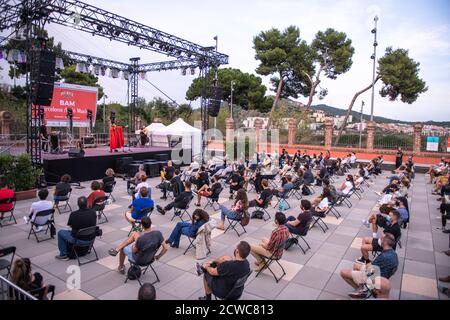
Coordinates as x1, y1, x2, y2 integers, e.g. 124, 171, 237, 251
0, 246, 16, 279
0, 197, 17, 226
29, 285, 56, 300
125, 251, 161, 286
103, 181, 117, 202
182, 229, 212, 256
328, 202, 342, 219
272, 190, 292, 210
128, 207, 153, 236
27, 209, 55, 243
224, 210, 248, 237
290, 181, 303, 200
251, 195, 273, 222
255, 241, 287, 283
93, 196, 109, 224
310, 212, 329, 233
172, 195, 194, 222
214, 271, 252, 300
204, 186, 223, 211
54, 189, 72, 214
286, 220, 313, 254
70, 226, 100, 266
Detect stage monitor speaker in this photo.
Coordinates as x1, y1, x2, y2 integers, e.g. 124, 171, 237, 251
155, 153, 169, 161
68, 147, 85, 158
116, 157, 133, 174
31, 49, 56, 106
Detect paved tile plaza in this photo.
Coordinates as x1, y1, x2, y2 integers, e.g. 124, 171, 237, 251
0, 170, 449, 300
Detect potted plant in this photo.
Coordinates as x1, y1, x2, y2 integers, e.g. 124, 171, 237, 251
0, 154, 41, 201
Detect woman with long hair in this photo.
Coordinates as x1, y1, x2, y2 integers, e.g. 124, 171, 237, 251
11, 258, 53, 299
217, 188, 248, 230
337, 174, 355, 197
165, 209, 210, 248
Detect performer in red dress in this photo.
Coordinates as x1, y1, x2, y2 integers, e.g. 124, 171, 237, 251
109, 123, 125, 152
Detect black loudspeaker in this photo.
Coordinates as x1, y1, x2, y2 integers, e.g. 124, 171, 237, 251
208, 86, 222, 117
31, 49, 56, 106
68, 147, 85, 158
115, 157, 133, 174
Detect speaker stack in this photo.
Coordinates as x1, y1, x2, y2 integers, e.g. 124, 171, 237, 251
31, 49, 56, 106
208, 86, 222, 117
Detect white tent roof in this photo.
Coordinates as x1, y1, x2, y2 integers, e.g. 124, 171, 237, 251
158, 118, 201, 135
145, 122, 166, 132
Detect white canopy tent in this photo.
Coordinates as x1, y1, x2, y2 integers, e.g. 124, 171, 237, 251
151, 118, 202, 158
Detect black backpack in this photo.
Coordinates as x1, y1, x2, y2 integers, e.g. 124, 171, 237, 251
251, 210, 264, 220
127, 265, 141, 280
302, 185, 311, 196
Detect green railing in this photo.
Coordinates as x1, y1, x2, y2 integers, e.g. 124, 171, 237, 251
374, 133, 414, 151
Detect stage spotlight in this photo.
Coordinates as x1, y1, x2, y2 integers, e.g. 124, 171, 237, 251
114, 29, 121, 37
133, 35, 140, 43
177, 50, 182, 55
96, 24, 102, 32
190, 67, 196, 75
181, 68, 187, 76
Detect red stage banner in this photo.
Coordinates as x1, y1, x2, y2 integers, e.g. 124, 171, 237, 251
38, 82, 98, 128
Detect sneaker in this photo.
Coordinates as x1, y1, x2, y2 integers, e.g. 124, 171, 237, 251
443, 229, 450, 234
55, 255, 69, 261
35, 226, 43, 232
23, 216, 30, 224
196, 263, 204, 276
438, 276, 450, 283
374, 191, 382, 196
348, 290, 369, 299
156, 205, 165, 215
355, 257, 367, 264
361, 219, 370, 228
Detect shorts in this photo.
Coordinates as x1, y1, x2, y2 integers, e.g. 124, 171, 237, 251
199, 191, 209, 197
123, 244, 135, 263
351, 268, 368, 285
371, 238, 383, 252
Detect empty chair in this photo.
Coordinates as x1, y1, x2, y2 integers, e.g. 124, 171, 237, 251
0, 246, 16, 279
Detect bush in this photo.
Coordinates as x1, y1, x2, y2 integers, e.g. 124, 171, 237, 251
0, 154, 41, 191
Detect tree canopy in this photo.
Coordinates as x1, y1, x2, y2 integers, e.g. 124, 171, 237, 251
59, 65, 104, 100
185, 67, 271, 112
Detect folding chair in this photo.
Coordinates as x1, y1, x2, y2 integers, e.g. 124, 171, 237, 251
272, 190, 292, 210
125, 254, 160, 286
310, 213, 329, 233
204, 186, 223, 211
172, 195, 194, 222
255, 241, 287, 283
337, 193, 353, 208
0, 197, 17, 226
251, 195, 273, 222
328, 202, 342, 219
28, 285, 55, 300
54, 189, 72, 214
290, 181, 303, 200
182, 232, 212, 256
286, 220, 312, 253
27, 209, 55, 243
103, 181, 117, 202
93, 196, 109, 224
70, 226, 100, 266
128, 207, 153, 236
224, 210, 248, 237
0, 246, 16, 279
304, 183, 316, 195
214, 271, 252, 300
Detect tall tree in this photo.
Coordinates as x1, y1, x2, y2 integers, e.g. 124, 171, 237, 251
253, 26, 314, 127
305, 28, 355, 109
334, 47, 428, 145
185, 67, 269, 112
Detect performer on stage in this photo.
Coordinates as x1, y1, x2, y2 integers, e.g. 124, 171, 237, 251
39, 122, 49, 152
109, 123, 125, 152
139, 126, 149, 147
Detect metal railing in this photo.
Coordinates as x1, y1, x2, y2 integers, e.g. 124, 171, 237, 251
0, 134, 27, 156
374, 133, 414, 151
0, 275, 37, 300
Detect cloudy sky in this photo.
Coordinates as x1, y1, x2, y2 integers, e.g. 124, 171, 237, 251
1, 0, 449, 121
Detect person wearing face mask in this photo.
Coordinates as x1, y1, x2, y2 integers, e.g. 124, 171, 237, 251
196, 241, 251, 300
357, 209, 401, 265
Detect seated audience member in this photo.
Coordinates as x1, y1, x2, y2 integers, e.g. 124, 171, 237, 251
313, 188, 332, 218
87, 181, 106, 209
248, 179, 272, 208
0, 178, 15, 221
229, 170, 245, 198
272, 175, 294, 198
440, 183, 450, 233
303, 165, 315, 185
53, 174, 71, 202
127, 164, 146, 193
217, 188, 248, 230
340, 232, 398, 299
55, 196, 97, 260
160, 160, 175, 183
395, 197, 409, 226
285, 200, 312, 235
181, 159, 200, 181
250, 212, 290, 271
134, 175, 151, 200
336, 175, 355, 198
138, 283, 156, 300
156, 181, 193, 215
358, 209, 401, 264
11, 257, 54, 299
159, 169, 183, 200
102, 168, 115, 188
108, 216, 168, 274
165, 209, 209, 248
125, 187, 154, 224
197, 241, 251, 300
191, 166, 210, 190
195, 175, 222, 206
23, 188, 53, 229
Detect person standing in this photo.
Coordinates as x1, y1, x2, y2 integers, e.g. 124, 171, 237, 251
395, 147, 403, 169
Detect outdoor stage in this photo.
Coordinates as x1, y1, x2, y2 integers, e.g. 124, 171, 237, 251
42, 146, 179, 183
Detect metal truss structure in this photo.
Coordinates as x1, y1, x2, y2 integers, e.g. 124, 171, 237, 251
0, 0, 228, 164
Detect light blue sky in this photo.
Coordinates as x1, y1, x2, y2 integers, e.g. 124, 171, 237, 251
1, 0, 449, 121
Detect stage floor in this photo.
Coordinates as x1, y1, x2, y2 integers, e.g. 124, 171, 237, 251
42, 146, 171, 160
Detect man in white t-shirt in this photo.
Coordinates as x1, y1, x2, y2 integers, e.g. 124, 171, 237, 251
350, 152, 357, 166
24, 188, 53, 231
134, 175, 151, 200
